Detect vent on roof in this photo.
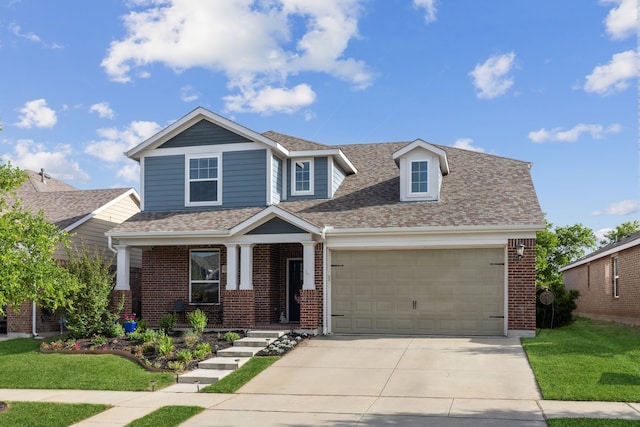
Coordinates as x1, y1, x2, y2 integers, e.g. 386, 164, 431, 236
39, 168, 51, 184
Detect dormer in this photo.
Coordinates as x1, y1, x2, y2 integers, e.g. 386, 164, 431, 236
393, 139, 449, 202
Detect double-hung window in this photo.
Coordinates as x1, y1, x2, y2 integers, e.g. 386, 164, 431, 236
410, 160, 428, 195
190, 250, 220, 304
613, 256, 619, 298
292, 159, 313, 196
186, 155, 221, 206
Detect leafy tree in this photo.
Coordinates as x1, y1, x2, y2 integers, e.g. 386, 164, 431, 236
64, 246, 122, 338
536, 218, 597, 284
536, 281, 579, 329
601, 220, 640, 246
0, 162, 80, 315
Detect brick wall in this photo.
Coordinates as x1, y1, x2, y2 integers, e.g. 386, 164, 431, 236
507, 238, 536, 332
563, 244, 640, 326
222, 290, 256, 328
6, 302, 65, 336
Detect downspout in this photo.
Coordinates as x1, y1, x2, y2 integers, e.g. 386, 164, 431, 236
32, 300, 38, 337
107, 235, 117, 254
321, 226, 328, 335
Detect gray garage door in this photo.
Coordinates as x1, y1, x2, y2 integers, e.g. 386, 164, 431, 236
331, 248, 505, 335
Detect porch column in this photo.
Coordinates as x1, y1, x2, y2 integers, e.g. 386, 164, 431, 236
302, 241, 317, 290
114, 245, 130, 291
239, 244, 254, 290
225, 244, 238, 290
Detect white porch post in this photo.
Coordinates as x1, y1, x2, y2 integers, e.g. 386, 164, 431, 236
114, 245, 130, 291
239, 244, 254, 290
225, 244, 238, 290
302, 241, 317, 290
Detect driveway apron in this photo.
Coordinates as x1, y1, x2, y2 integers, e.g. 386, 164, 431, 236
238, 335, 542, 400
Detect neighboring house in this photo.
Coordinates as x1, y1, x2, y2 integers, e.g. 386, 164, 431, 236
107, 107, 544, 337
561, 231, 640, 327
2, 169, 142, 337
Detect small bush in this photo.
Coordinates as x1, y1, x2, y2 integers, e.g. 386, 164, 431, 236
176, 349, 193, 362
193, 342, 211, 359
223, 331, 240, 342
187, 309, 208, 334
136, 318, 149, 332
155, 331, 173, 356
159, 313, 177, 332
91, 335, 106, 346
183, 330, 199, 348
167, 360, 185, 372
108, 322, 126, 338
536, 281, 579, 329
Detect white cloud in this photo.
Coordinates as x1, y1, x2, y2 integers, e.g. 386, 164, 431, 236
595, 228, 613, 242
413, 0, 437, 23
528, 123, 621, 143
584, 50, 637, 95
9, 22, 62, 49
180, 85, 200, 103
592, 199, 640, 216
223, 83, 316, 115
101, 0, 372, 114
116, 163, 140, 182
89, 102, 115, 119
452, 138, 485, 152
1, 139, 89, 183
84, 120, 161, 163
469, 52, 516, 99
602, 0, 638, 40
16, 99, 57, 129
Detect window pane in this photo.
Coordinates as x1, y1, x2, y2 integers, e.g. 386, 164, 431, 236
191, 282, 220, 303
190, 251, 220, 280
411, 161, 428, 193
190, 157, 217, 180
295, 161, 310, 192
190, 181, 218, 202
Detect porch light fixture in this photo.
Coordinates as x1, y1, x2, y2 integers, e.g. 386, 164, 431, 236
516, 242, 526, 261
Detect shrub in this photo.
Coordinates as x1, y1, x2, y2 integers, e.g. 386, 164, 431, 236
536, 281, 579, 329
108, 322, 126, 338
155, 331, 173, 357
159, 313, 177, 333
193, 342, 211, 359
187, 309, 208, 334
136, 318, 149, 332
176, 349, 193, 362
91, 335, 106, 346
223, 331, 240, 342
183, 330, 199, 349
63, 247, 122, 338
167, 360, 185, 372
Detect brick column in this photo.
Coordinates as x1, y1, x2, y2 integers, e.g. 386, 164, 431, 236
222, 290, 255, 328
508, 238, 537, 333
299, 289, 322, 330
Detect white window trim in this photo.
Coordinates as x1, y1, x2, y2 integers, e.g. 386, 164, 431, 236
185, 153, 222, 207
189, 249, 221, 305
291, 158, 314, 196
613, 256, 620, 298
408, 159, 429, 197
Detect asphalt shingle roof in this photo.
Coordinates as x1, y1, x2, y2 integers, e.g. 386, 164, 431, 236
110, 133, 544, 235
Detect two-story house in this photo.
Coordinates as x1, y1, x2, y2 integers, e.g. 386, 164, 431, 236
107, 107, 544, 337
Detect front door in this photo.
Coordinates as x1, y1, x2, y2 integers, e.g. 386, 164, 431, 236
287, 259, 303, 322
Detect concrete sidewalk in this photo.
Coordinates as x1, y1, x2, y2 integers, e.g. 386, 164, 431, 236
0, 388, 638, 426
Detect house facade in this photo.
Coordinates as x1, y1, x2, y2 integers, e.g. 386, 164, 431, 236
107, 107, 544, 337
561, 231, 640, 327
2, 170, 142, 337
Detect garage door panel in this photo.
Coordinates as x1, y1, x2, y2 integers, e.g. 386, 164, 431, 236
331, 249, 504, 335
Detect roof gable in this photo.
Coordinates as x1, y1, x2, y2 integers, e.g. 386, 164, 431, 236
561, 231, 640, 271
392, 139, 449, 175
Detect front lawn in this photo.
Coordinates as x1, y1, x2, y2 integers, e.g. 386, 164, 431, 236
523, 317, 640, 401
202, 356, 279, 393
126, 405, 204, 427
0, 401, 109, 427
0, 338, 174, 391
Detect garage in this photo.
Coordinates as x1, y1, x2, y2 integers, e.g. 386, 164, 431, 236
330, 248, 505, 335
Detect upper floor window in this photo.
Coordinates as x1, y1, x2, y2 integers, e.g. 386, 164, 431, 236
613, 256, 619, 298
410, 160, 428, 194
292, 159, 314, 196
186, 154, 221, 206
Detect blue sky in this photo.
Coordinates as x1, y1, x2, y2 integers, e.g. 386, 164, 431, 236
0, 0, 637, 239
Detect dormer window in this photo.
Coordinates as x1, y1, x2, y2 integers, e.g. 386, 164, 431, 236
186, 154, 222, 206
292, 159, 314, 196
410, 160, 429, 194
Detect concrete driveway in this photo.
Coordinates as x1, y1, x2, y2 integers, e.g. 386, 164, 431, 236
184, 335, 546, 426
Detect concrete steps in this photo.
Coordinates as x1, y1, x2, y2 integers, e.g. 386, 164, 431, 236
176, 330, 288, 386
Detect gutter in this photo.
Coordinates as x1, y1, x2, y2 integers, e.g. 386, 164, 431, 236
107, 235, 117, 254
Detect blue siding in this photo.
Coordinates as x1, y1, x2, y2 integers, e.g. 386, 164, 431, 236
143, 150, 267, 211
144, 155, 186, 211
247, 218, 305, 234
332, 162, 346, 196
222, 150, 267, 208
286, 157, 328, 200
272, 155, 282, 204
160, 119, 251, 148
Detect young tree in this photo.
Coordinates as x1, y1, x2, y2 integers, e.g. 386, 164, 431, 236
0, 162, 80, 315
601, 220, 640, 246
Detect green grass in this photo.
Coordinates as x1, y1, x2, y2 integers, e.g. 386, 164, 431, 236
522, 318, 640, 401
126, 406, 204, 427
202, 356, 279, 393
547, 419, 640, 427
0, 338, 174, 391
0, 401, 109, 427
